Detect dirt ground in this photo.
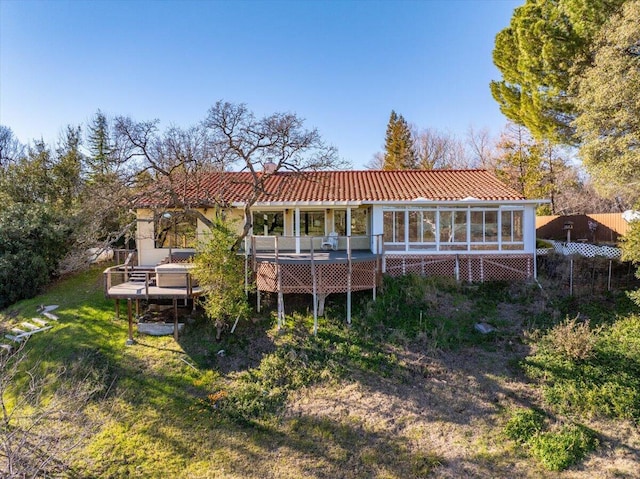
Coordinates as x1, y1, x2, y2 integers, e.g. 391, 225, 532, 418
283, 304, 640, 479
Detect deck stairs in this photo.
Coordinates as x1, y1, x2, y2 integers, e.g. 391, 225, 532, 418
120, 267, 156, 284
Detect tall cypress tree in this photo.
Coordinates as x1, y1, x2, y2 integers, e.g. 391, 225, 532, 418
86, 110, 114, 181
383, 110, 416, 170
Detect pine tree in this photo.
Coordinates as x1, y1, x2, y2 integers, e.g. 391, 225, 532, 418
86, 110, 115, 181
383, 110, 416, 170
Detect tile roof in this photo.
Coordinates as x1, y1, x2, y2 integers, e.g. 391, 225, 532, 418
138, 169, 526, 207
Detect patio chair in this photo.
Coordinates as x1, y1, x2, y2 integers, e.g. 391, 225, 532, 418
321, 231, 339, 250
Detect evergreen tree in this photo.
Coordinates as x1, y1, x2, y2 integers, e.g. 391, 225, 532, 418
53, 126, 85, 209
86, 110, 116, 182
573, 0, 640, 206
490, 0, 625, 143
383, 110, 416, 170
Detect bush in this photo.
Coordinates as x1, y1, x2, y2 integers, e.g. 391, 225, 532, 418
529, 424, 598, 471
504, 408, 545, 444
524, 314, 640, 421
0, 204, 69, 308
545, 315, 600, 361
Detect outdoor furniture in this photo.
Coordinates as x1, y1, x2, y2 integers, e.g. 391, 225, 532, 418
155, 263, 195, 288
321, 232, 338, 250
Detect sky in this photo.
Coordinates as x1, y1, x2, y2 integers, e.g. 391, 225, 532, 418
0, 0, 522, 169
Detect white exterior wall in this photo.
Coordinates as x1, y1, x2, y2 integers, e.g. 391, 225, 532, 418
136, 202, 539, 266
136, 208, 244, 267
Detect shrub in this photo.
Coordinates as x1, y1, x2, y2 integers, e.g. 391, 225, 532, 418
529, 424, 598, 471
504, 408, 545, 444
0, 204, 69, 308
545, 315, 600, 361
192, 218, 251, 340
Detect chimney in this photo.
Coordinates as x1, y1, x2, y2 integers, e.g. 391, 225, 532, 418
263, 161, 277, 174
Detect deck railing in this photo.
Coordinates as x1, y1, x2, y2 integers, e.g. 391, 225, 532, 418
246, 234, 383, 254
103, 265, 197, 298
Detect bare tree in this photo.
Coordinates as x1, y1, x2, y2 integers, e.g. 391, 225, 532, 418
202, 101, 344, 246
112, 102, 343, 249
466, 126, 496, 169
412, 127, 470, 169
0, 126, 24, 168
365, 151, 385, 170
0, 343, 112, 477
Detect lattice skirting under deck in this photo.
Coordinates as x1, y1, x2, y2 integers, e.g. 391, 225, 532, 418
384, 254, 534, 282
255, 260, 379, 294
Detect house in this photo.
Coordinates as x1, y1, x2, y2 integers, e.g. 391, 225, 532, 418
104, 169, 544, 338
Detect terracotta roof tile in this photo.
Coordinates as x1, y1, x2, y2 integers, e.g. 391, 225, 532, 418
138, 170, 525, 207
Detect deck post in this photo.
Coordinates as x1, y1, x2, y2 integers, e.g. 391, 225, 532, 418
347, 236, 352, 325
126, 299, 134, 345
251, 235, 257, 272
256, 288, 261, 313
275, 236, 284, 329
244, 237, 249, 296
311, 238, 318, 335
173, 298, 179, 341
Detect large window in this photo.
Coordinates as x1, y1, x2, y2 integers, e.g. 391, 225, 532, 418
351, 208, 367, 235
253, 211, 284, 236
470, 209, 499, 250
155, 211, 198, 248
408, 210, 436, 250
501, 209, 524, 250
301, 211, 325, 236
334, 210, 347, 236
333, 208, 367, 236
383, 207, 524, 252
383, 210, 405, 250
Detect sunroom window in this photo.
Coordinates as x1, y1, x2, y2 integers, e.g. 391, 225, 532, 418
382, 206, 525, 252
351, 208, 367, 235
501, 209, 524, 250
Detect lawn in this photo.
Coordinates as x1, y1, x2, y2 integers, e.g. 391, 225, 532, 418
1, 266, 639, 478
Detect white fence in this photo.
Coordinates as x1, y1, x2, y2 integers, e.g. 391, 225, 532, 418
537, 240, 621, 259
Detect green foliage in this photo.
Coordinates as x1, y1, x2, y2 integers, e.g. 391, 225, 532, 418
359, 275, 517, 349
383, 110, 416, 170
504, 408, 545, 444
621, 220, 640, 308
491, 0, 625, 143
504, 409, 598, 471
523, 314, 640, 421
529, 424, 598, 471
0, 203, 70, 308
573, 1, 640, 205
192, 218, 251, 335
493, 124, 570, 212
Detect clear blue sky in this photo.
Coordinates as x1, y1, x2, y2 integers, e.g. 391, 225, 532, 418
0, 0, 521, 169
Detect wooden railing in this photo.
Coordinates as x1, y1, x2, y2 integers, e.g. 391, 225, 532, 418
247, 234, 382, 254
103, 264, 197, 298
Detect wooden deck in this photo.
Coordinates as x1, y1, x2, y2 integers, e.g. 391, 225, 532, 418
104, 266, 202, 300
105, 281, 203, 300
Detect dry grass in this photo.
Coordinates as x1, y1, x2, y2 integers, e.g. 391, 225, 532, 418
3, 269, 640, 478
